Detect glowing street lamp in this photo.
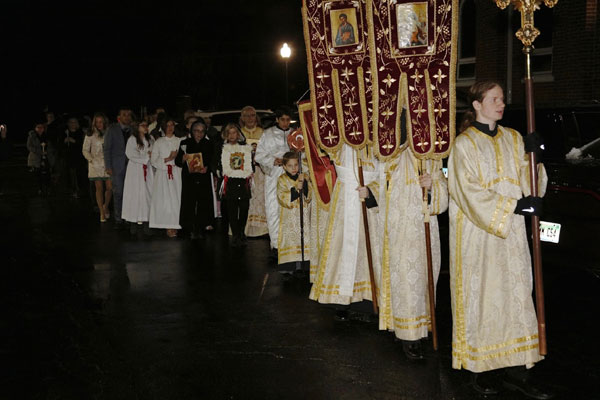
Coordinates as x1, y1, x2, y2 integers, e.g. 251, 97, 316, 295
280, 43, 292, 104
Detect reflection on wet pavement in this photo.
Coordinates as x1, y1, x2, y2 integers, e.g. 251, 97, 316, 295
0, 160, 598, 399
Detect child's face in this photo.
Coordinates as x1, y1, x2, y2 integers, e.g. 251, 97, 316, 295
34, 124, 45, 135
138, 122, 149, 135
94, 117, 105, 131
227, 129, 239, 144
67, 118, 79, 132
283, 158, 299, 175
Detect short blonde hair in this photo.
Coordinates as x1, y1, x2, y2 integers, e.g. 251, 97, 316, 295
221, 123, 242, 142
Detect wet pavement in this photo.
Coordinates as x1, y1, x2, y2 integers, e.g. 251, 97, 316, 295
1, 154, 599, 399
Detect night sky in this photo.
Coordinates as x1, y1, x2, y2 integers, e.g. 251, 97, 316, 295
0, 0, 308, 138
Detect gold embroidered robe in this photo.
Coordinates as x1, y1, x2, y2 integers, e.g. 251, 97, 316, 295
379, 148, 448, 339
277, 173, 311, 264
309, 145, 381, 305
309, 201, 329, 283
243, 126, 269, 237
448, 125, 547, 372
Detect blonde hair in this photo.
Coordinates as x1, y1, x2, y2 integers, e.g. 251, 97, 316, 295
221, 123, 243, 142
90, 112, 109, 137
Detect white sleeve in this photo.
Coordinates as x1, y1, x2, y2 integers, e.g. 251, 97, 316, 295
255, 133, 275, 176
126, 137, 149, 164
82, 135, 93, 162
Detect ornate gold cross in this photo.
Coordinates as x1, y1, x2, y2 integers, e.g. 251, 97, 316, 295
494, 0, 558, 47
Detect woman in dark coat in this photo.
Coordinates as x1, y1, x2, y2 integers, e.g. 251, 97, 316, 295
175, 120, 214, 239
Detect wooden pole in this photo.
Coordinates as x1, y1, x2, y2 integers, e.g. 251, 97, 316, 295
419, 160, 438, 350
357, 158, 378, 314
298, 153, 305, 263
523, 46, 547, 355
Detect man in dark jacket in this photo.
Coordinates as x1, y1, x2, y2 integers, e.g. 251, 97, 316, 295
103, 107, 133, 226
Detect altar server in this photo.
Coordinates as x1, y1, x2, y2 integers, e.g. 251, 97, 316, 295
448, 81, 552, 399
149, 118, 182, 237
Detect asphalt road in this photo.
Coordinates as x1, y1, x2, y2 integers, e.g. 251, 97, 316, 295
1, 153, 598, 399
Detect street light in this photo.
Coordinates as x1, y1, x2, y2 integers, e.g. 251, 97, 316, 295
280, 43, 291, 105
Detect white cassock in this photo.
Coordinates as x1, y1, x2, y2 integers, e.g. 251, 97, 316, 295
122, 136, 154, 223
149, 135, 182, 229
448, 125, 547, 372
309, 144, 382, 305
378, 148, 448, 338
255, 124, 291, 249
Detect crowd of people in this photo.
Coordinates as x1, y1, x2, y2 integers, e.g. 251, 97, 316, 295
17, 80, 552, 399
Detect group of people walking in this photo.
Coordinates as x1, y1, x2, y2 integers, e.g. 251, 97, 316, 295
294, 81, 551, 399
22, 80, 552, 399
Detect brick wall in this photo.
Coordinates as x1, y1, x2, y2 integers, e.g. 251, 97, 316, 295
459, 0, 599, 107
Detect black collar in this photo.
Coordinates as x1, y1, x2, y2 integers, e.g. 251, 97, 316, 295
472, 120, 498, 137
285, 171, 299, 180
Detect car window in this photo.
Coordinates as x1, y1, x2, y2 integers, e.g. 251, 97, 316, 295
573, 112, 600, 157
211, 113, 240, 127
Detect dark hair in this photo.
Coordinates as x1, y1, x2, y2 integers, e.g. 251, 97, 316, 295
459, 81, 503, 133
339, 13, 347, 19
117, 106, 132, 115
161, 117, 177, 135
282, 151, 299, 166
275, 106, 292, 119
133, 121, 151, 150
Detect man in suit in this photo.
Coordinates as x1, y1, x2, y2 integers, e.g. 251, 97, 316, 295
103, 107, 133, 227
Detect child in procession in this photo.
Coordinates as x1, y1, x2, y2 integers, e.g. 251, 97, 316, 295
276, 151, 311, 279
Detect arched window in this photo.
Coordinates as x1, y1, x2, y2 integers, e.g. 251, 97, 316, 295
457, 0, 476, 84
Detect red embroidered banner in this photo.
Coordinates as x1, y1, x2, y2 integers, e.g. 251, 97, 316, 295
302, 0, 373, 153
368, 0, 457, 160
298, 101, 337, 207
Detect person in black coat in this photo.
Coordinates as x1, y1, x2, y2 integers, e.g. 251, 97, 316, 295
59, 116, 87, 197
0, 124, 12, 195
175, 120, 214, 239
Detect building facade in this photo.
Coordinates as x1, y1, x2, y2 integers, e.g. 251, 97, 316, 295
457, 0, 600, 107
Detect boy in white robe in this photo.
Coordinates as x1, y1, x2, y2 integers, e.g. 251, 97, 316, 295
255, 107, 293, 255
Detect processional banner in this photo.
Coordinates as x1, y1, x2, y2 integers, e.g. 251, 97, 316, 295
303, 0, 457, 161
298, 101, 338, 207
368, 0, 457, 160
302, 0, 373, 152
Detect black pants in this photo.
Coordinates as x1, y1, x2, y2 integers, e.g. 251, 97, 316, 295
226, 198, 249, 237
180, 179, 214, 234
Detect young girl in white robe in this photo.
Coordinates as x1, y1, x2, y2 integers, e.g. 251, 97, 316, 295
122, 121, 154, 228
149, 118, 182, 237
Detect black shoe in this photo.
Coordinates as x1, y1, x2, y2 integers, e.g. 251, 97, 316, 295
129, 223, 138, 235
402, 340, 424, 361
471, 372, 500, 396
502, 374, 554, 399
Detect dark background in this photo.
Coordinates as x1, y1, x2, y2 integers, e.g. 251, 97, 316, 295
0, 0, 308, 139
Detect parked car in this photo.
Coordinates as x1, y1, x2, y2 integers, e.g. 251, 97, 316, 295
501, 105, 600, 274
196, 109, 274, 132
